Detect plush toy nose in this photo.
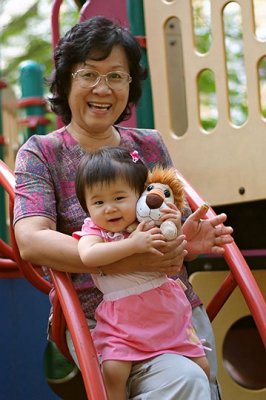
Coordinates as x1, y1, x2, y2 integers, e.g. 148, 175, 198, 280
146, 189, 165, 209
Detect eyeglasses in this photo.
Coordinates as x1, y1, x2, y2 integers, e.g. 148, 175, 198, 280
72, 69, 132, 90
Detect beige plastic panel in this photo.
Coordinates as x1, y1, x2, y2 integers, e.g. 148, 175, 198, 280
2, 86, 19, 238
143, 0, 266, 206
190, 270, 266, 400
2, 86, 18, 169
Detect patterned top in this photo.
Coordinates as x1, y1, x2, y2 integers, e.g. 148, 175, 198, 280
14, 126, 201, 319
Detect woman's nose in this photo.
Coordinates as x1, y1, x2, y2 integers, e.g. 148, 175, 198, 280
92, 78, 112, 94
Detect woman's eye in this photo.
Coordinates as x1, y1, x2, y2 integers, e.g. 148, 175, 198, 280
82, 71, 98, 80
108, 72, 122, 81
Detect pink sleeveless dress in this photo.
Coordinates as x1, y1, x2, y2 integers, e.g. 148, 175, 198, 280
73, 218, 205, 362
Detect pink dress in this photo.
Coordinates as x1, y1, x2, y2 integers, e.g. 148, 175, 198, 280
73, 218, 205, 362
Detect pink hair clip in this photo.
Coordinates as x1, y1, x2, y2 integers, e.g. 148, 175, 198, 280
130, 150, 140, 163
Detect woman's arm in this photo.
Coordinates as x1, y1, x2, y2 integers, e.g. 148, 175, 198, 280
15, 216, 187, 275
14, 216, 91, 273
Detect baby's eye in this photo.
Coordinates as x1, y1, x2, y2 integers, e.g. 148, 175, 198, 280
94, 200, 103, 205
164, 189, 171, 198
116, 196, 125, 201
147, 185, 154, 192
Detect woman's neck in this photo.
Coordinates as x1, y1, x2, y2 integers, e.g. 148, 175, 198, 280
66, 124, 120, 151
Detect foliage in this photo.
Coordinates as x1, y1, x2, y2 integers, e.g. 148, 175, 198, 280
1, 1, 79, 90
1, 3, 39, 42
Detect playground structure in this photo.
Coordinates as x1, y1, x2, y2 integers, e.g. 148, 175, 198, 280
0, 1, 265, 399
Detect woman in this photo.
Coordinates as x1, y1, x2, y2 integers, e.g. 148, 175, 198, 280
14, 16, 232, 399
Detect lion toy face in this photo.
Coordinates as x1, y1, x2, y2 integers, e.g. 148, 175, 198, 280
135, 166, 185, 241
136, 182, 175, 225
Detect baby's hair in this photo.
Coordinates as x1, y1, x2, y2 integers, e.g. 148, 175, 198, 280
76, 146, 148, 213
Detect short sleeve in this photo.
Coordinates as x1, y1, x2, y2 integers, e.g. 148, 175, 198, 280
72, 218, 102, 239
14, 137, 57, 224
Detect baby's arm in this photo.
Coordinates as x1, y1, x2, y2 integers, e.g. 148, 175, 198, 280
78, 223, 165, 267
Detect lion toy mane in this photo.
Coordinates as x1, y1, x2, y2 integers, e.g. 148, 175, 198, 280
136, 166, 185, 241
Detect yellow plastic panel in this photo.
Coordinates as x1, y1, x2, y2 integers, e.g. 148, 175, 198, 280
143, 0, 266, 205
189, 270, 266, 399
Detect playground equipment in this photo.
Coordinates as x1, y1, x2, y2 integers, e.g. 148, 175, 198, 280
190, 270, 266, 399
0, 82, 18, 169
142, 0, 266, 256
18, 60, 50, 141
143, 0, 266, 206
0, 0, 265, 399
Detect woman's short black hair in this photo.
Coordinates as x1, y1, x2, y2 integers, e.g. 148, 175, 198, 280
48, 16, 147, 125
75, 146, 148, 213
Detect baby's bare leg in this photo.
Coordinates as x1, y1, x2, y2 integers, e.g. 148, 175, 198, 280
102, 360, 132, 400
191, 356, 210, 379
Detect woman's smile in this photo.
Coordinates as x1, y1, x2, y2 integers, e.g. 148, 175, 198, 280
88, 101, 112, 111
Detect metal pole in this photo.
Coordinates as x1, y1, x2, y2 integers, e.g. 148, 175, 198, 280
18, 60, 49, 142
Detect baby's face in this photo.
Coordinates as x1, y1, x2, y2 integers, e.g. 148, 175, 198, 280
85, 179, 139, 232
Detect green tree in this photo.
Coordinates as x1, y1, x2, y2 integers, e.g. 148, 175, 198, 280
1, 1, 80, 90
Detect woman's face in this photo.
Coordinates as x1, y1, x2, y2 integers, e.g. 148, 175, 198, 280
68, 46, 130, 135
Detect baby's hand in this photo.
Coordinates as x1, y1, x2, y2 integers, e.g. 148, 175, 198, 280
129, 220, 156, 235
130, 222, 165, 255
159, 202, 182, 232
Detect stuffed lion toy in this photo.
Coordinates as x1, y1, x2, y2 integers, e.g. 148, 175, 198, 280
136, 166, 185, 240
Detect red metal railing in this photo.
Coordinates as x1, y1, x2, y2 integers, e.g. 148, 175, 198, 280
177, 171, 266, 347
0, 159, 108, 399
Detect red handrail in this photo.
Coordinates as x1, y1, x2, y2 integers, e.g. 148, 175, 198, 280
0, 161, 51, 293
0, 238, 16, 260
51, 0, 63, 54
0, 159, 107, 398
50, 270, 108, 399
177, 171, 266, 347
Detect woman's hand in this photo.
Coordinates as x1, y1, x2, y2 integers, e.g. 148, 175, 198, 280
129, 220, 187, 273
182, 204, 234, 258
134, 233, 188, 275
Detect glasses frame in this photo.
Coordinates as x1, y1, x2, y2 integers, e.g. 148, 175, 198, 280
71, 69, 132, 90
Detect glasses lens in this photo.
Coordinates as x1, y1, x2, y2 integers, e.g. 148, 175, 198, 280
106, 71, 130, 89
78, 70, 99, 87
